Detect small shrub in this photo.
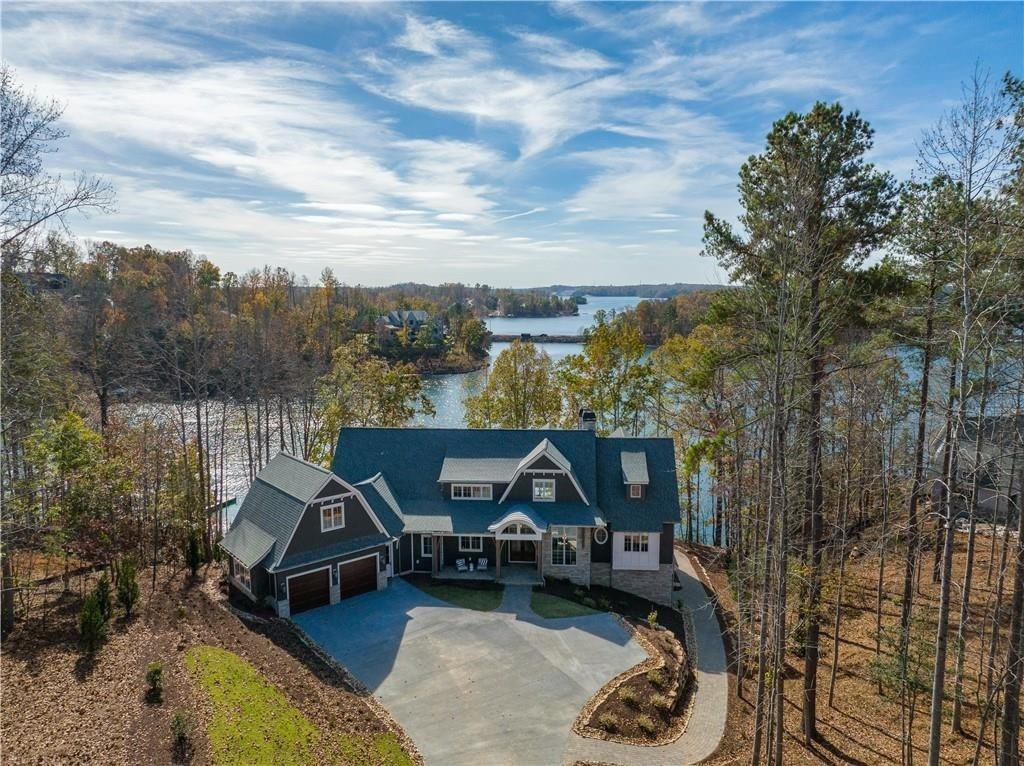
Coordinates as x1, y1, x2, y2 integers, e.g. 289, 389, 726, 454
94, 574, 112, 621
573, 587, 585, 599
185, 529, 202, 577
117, 558, 140, 618
619, 685, 640, 707
582, 597, 597, 608
647, 668, 667, 688
647, 608, 659, 628
597, 712, 619, 732
596, 597, 611, 611
651, 693, 673, 711
176, 605, 187, 620
145, 661, 163, 702
637, 714, 658, 736
79, 593, 108, 653
170, 710, 191, 761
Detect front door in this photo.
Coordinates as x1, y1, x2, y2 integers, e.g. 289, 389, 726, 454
508, 540, 536, 563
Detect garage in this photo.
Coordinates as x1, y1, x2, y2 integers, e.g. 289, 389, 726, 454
287, 568, 330, 614
340, 555, 378, 599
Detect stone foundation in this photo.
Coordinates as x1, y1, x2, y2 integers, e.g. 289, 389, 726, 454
590, 562, 673, 605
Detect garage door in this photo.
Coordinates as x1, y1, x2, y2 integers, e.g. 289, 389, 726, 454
340, 555, 378, 600
288, 568, 330, 614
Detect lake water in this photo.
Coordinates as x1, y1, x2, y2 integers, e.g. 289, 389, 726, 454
414, 295, 642, 428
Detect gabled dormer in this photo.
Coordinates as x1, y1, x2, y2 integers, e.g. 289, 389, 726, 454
620, 451, 649, 500
497, 438, 590, 505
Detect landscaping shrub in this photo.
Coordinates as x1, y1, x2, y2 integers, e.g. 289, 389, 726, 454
581, 597, 597, 608
647, 667, 667, 688
185, 529, 202, 577
94, 574, 112, 621
176, 605, 187, 620
619, 685, 640, 707
636, 714, 658, 736
170, 711, 191, 761
117, 558, 140, 618
597, 713, 619, 732
596, 597, 611, 611
651, 693, 673, 711
145, 661, 163, 702
647, 608, 658, 628
79, 592, 107, 653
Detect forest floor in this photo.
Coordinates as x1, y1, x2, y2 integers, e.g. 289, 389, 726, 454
683, 523, 1021, 765
0, 564, 419, 766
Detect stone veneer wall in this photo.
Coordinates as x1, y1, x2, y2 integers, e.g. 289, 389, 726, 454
590, 562, 674, 605
542, 529, 591, 586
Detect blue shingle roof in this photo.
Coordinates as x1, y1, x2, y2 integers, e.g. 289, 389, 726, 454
223, 477, 307, 569
597, 438, 679, 532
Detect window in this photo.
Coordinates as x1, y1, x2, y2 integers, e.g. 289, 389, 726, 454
421, 536, 433, 557
593, 526, 608, 545
629, 484, 642, 499
321, 502, 345, 532
452, 483, 493, 500
459, 535, 483, 552
234, 558, 252, 591
532, 478, 556, 502
551, 526, 577, 566
623, 533, 649, 553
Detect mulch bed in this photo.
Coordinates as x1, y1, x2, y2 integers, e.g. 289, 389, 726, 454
0, 564, 420, 766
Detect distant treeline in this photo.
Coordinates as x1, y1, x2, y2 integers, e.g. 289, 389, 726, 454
541, 283, 727, 299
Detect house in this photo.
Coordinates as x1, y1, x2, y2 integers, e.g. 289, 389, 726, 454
374, 309, 444, 345
220, 420, 681, 617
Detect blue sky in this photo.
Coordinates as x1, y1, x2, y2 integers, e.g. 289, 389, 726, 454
4, 2, 1021, 286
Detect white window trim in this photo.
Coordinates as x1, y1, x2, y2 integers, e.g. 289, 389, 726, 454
451, 483, 493, 501
629, 484, 642, 499
421, 535, 434, 557
593, 526, 609, 545
613, 531, 659, 571
458, 535, 483, 552
532, 477, 556, 503
233, 558, 253, 592
320, 502, 345, 532
550, 526, 578, 566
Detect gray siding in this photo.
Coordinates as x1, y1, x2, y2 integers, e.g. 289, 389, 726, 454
411, 533, 433, 572
504, 473, 582, 503
230, 558, 269, 601
283, 494, 380, 561
399, 533, 413, 572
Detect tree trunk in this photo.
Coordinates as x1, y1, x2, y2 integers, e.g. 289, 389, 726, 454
998, 457, 1023, 766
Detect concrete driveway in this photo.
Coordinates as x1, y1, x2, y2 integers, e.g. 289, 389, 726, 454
293, 579, 646, 766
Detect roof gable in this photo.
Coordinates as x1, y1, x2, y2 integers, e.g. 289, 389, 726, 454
256, 452, 332, 503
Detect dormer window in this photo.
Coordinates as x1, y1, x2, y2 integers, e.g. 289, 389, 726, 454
629, 484, 642, 499
452, 483, 493, 500
533, 478, 555, 502
321, 502, 345, 532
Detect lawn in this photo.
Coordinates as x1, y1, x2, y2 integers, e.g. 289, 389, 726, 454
185, 645, 411, 766
409, 579, 504, 611
530, 590, 602, 618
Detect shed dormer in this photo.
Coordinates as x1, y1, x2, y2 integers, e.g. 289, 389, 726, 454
621, 451, 649, 500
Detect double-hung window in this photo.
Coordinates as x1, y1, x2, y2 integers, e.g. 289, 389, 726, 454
452, 483, 492, 500
551, 526, 577, 566
629, 484, 643, 498
623, 533, 649, 553
458, 535, 483, 552
321, 502, 345, 532
421, 536, 433, 557
532, 478, 556, 502
234, 559, 252, 590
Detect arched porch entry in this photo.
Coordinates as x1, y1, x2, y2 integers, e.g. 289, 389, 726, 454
488, 508, 546, 583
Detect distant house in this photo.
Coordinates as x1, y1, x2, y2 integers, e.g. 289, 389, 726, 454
931, 414, 1022, 525
220, 418, 681, 617
16, 272, 71, 294
375, 309, 444, 345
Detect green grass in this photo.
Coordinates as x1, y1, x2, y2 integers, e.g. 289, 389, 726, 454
410, 580, 504, 611
530, 591, 602, 618
184, 645, 411, 766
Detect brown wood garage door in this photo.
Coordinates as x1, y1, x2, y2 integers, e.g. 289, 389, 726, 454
288, 568, 330, 614
340, 555, 378, 599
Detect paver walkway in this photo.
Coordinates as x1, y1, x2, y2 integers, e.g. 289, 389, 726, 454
294, 579, 646, 766
561, 549, 728, 765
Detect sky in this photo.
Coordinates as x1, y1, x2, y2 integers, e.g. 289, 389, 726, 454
3, 2, 1021, 287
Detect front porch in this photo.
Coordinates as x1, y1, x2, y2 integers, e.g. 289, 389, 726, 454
433, 563, 543, 586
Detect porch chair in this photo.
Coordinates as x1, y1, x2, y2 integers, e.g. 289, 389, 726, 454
455, 558, 469, 572
476, 558, 488, 572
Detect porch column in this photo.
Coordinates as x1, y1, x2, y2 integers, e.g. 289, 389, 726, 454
536, 536, 543, 579
495, 539, 502, 581
433, 535, 440, 575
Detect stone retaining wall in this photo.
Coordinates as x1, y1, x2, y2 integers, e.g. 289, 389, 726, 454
590, 562, 673, 605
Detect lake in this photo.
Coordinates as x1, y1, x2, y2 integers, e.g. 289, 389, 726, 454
414, 295, 642, 428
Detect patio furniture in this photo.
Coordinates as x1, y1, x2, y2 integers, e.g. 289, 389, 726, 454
456, 558, 468, 572
477, 557, 488, 572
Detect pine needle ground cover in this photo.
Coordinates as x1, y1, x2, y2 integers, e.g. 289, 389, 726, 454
186, 645, 411, 766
